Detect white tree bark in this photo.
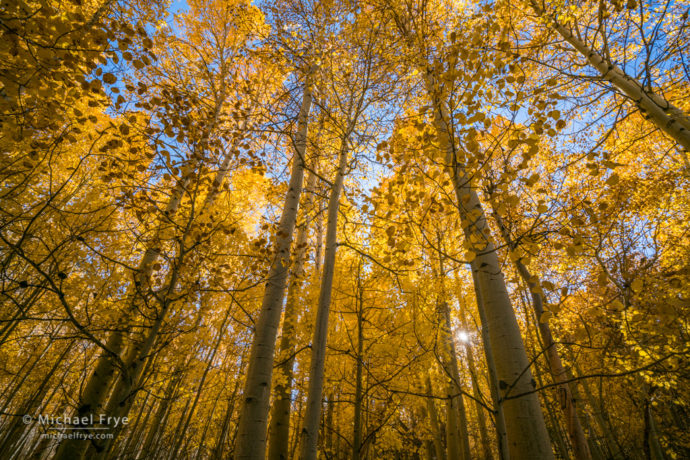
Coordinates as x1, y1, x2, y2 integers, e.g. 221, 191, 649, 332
267, 170, 318, 460
52, 94, 228, 460
530, 0, 690, 151
234, 71, 314, 460
425, 80, 554, 459
492, 210, 592, 460
299, 137, 350, 460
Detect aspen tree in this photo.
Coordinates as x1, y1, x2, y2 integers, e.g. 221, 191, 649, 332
491, 208, 592, 460
268, 169, 319, 460
526, 0, 690, 152
435, 241, 471, 460
300, 134, 352, 460
427, 73, 554, 460
454, 285, 494, 460
235, 67, 315, 460
352, 263, 365, 460
2, 0, 690, 457
381, 3, 554, 455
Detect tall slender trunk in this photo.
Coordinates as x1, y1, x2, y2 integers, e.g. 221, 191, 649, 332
167, 398, 193, 460
212, 350, 245, 460
491, 210, 592, 460
518, 288, 571, 460
116, 390, 152, 460
290, 387, 305, 460
234, 71, 314, 460
148, 388, 178, 459
573, 362, 623, 459
299, 135, 350, 460
425, 78, 553, 458
436, 246, 471, 460
425, 376, 447, 460
643, 386, 665, 460
52, 86, 230, 460
194, 368, 226, 460
92, 114, 247, 457
0, 343, 71, 459
167, 316, 229, 460
469, 269, 509, 460
445, 392, 463, 460
529, 0, 690, 151
137, 365, 186, 460
268, 170, 318, 460
352, 271, 365, 460
325, 393, 335, 457
88, 251, 186, 457
464, 340, 493, 460
90, 344, 157, 458
315, 197, 324, 272
0, 332, 53, 418
456, 301, 493, 460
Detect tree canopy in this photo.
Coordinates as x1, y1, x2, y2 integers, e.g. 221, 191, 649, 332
1, 0, 688, 459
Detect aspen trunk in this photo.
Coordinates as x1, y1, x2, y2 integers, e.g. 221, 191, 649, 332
352, 275, 364, 460
212, 396, 234, 460
92, 113, 246, 456
442, 286, 472, 458
52, 90, 229, 460
427, 87, 552, 457
213, 351, 245, 460
440, 304, 471, 460
167, 398, 192, 460
457, 307, 493, 460
234, 72, 314, 460
26, 368, 72, 460
426, 376, 447, 460
0, 333, 53, 417
91, 337, 158, 458
137, 365, 185, 460
456, 165, 554, 460
641, 383, 666, 460
290, 388, 305, 460
581, 412, 607, 460
0, 342, 70, 458
455, 284, 493, 459
149, 390, 177, 459
167, 320, 227, 460
645, 401, 665, 460
267, 170, 318, 460
315, 199, 324, 272
445, 393, 464, 460
469, 269, 509, 460
435, 242, 471, 460
573, 362, 624, 460
464, 341, 493, 460
529, 0, 690, 151
492, 211, 592, 460
194, 357, 230, 460
116, 390, 153, 460
299, 136, 350, 460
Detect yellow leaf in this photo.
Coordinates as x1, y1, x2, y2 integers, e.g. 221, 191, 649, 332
630, 278, 643, 293
606, 173, 619, 186
610, 299, 624, 311
597, 272, 608, 286
539, 311, 553, 323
